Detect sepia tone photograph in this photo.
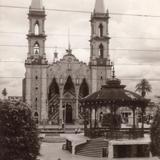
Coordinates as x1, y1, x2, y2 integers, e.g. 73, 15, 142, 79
0, 0, 160, 159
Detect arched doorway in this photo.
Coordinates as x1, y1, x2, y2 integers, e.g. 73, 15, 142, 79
65, 104, 73, 124
79, 78, 89, 120
63, 76, 76, 124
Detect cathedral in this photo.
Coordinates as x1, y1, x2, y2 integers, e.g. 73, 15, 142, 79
23, 0, 112, 125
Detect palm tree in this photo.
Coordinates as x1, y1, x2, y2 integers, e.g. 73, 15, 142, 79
135, 79, 152, 97
2, 88, 7, 100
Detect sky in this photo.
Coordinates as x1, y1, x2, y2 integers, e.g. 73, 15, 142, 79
0, 0, 160, 101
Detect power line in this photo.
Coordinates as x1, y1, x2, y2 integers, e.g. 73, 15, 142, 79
1, 44, 160, 53
0, 76, 160, 81
0, 60, 160, 66
112, 36, 160, 40
1, 5, 160, 18
111, 12, 160, 18
0, 75, 151, 80
1, 31, 160, 41
110, 48, 160, 52
0, 31, 90, 37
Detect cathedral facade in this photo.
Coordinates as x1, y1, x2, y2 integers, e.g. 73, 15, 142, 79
23, 0, 112, 125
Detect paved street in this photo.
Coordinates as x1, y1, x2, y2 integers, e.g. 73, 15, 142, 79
39, 143, 99, 160
39, 143, 158, 160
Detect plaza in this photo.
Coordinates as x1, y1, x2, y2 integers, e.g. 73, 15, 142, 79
0, 0, 160, 159
39, 142, 158, 160
40, 143, 97, 160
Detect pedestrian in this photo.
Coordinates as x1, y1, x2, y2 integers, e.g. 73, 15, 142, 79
75, 128, 78, 134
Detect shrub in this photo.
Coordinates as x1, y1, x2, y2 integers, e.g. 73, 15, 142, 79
150, 109, 160, 157
0, 100, 40, 160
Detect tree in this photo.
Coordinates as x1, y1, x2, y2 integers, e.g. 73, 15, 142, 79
0, 101, 40, 160
135, 79, 152, 97
2, 88, 7, 99
150, 109, 160, 157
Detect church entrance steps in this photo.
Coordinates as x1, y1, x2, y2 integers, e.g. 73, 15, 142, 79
75, 138, 108, 158
63, 134, 152, 158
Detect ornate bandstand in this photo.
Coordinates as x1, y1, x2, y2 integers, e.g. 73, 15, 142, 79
80, 73, 150, 139
63, 72, 151, 158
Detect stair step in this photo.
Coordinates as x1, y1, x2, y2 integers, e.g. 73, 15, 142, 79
76, 152, 105, 157
78, 149, 107, 152
76, 153, 102, 157
78, 146, 107, 151
86, 144, 107, 146
76, 139, 108, 158
77, 151, 103, 155
78, 149, 104, 152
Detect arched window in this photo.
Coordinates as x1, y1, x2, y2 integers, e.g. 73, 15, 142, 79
79, 78, 89, 98
34, 112, 38, 117
99, 24, 103, 37
34, 22, 39, 35
99, 44, 104, 58
63, 76, 75, 95
34, 42, 40, 54
48, 78, 60, 100
34, 112, 39, 124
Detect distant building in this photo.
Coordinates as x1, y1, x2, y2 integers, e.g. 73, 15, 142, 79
23, 0, 113, 125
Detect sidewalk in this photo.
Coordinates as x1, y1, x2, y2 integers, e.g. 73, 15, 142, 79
39, 143, 158, 160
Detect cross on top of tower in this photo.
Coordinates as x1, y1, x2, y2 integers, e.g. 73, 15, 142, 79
31, 0, 43, 10
66, 29, 72, 55
66, 44, 72, 55
94, 0, 105, 13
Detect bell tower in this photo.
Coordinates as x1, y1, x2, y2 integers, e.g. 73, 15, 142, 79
90, 0, 112, 93
26, 0, 47, 62
24, 0, 48, 124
